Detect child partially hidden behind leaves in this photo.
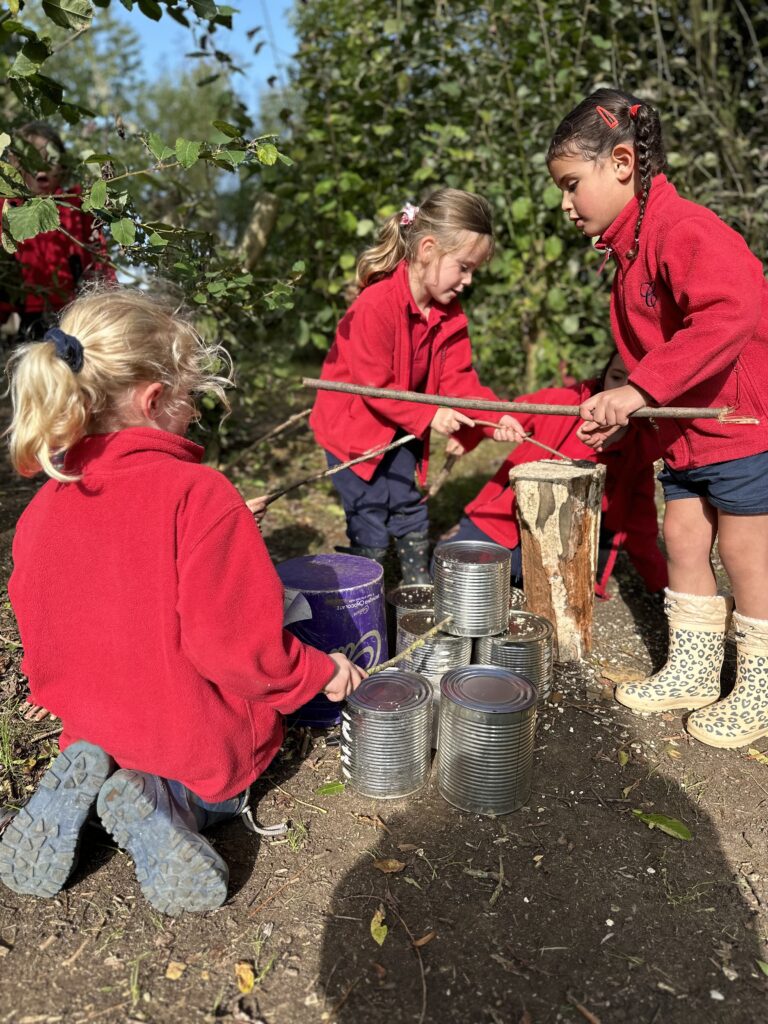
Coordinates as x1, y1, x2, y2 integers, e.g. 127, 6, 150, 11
0, 287, 364, 914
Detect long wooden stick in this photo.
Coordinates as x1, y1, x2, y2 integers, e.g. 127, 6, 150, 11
261, 433, 417, 506
303, 378, 758, 423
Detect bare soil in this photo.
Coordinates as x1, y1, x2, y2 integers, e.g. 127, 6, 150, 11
0, 386, 766, 1024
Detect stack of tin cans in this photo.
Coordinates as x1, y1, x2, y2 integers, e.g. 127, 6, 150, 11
341, 540, 551, 814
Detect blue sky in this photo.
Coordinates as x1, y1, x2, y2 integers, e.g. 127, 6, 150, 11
110, 1, 297, 113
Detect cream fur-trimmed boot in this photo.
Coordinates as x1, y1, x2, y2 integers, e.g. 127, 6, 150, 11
614, 589, 733, 713
686, 612, 768, 748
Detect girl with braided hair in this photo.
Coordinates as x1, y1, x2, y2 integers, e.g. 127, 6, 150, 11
547, 88, 768, 749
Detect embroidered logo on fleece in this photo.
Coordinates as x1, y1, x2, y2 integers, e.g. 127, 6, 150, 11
640, 281, 657, 308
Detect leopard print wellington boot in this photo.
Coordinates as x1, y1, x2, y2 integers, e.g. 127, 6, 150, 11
614, 589, 733, 713
686, 612, 768, 748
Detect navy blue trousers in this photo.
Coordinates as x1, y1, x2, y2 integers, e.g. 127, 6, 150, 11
326, 439, 429, 548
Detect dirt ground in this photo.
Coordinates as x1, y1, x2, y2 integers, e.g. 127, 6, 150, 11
0, 385, 767, 1024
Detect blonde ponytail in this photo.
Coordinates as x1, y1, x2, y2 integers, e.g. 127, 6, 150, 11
355, 188, 495, 290
5, 286, 232, 483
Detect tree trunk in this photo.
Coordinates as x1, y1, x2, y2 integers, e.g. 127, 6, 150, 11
508, 460, 607, 663
237, 193, 279, 270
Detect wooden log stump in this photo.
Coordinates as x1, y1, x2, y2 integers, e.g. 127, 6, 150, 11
508, 459, 607, 663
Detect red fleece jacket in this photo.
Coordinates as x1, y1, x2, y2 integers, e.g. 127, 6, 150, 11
309, 259, 504, 484
0, 186, 115, 317
9, 429, 336, 801
598, 175, 768, 470
464, 382, 668, 597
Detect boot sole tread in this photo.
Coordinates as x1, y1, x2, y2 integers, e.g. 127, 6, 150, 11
0, 743, 113, 897
97, 773, 228, 915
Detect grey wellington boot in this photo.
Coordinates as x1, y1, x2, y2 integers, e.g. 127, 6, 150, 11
687, 612, 768, 748
97, 770, 229, 915
0, 741, 114, 897
614, 589, 733, 712
349, 544, 389, 566
395, 531, 431, 585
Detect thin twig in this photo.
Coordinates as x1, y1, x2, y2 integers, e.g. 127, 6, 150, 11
369, 616, 453, 674
260, 433, 417, 507
268, 781, 328, 814
566, 993, 603, 1024
248, 862, 312, 917
303, 378, 756, 423
224, 407, 311, 472
427, 452, 459, 498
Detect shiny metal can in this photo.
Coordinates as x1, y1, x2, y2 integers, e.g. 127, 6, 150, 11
433, 541, 511, 637
340, 670, 432, 798
474, 611, 554, 703
437, 666, 537, 815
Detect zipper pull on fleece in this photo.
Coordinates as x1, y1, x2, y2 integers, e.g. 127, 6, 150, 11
596, 246, 614, 274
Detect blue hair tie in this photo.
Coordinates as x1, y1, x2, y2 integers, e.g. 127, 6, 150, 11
42, 327, 84, 374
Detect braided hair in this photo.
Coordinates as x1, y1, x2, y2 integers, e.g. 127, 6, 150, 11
547, 89, 666, 260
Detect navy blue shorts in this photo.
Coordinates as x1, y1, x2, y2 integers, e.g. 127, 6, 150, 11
658, 451, 768, 515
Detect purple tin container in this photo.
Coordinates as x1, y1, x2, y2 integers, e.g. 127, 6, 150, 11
276, 553, 389, 726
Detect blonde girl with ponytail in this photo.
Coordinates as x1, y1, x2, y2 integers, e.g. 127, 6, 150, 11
1, 286, 363, 913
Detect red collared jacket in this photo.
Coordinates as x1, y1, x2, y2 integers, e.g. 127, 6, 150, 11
597, 175, 768, 470
309, 260, 503, 484
9, 429, 336, 801
464, 381, 668, 597
0, 185, 114, 317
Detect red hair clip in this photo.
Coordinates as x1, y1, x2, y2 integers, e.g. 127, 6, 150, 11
629, 103, 642, 119
595, 106, 619, 129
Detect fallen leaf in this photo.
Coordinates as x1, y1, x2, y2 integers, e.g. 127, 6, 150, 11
315, 781, 345, 796
370, 906, 388, 946
549, 691, 563, 704
632, 809, 692, 841
756, 959, 768, 976
412, 930, 436, 948
373, 858, 406, 874
747, 748, 768, 766
519, 1011, 534, 1024
371, 962, 387, 979
599, 665, 645, 684
354, 813, 391, 833
622, 778, 641, 799
664, 747, 682, 760
235, 960, 255, 994
397, 843, 419, 852
618, 749, 629, 767
165, 960, 186, 980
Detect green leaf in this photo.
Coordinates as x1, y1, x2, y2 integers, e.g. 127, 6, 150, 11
0, 160, 24, 198
89, 179, 108, 210
41, 0, 93, 31
370, 906, 388, 946
5, 198, 60, 242
0, 133, 10, 157
147, 231, 168, 248
511, 196, 532, 221
546, 287, 567, 313
544, 235, 563, 261
110, 217, 136, 246
339, 253, 356, 271
315, 781, 345, 796
756, 960, 768, 976
255, 143, 278, 166
356, 218, 374, 237
147, 133, 174, 162
632, 810, 693, 841
137, 0, 162, 20
618, 749, 629, 767
542, 184, 562, 210
9, 39, 52, 79
212, 120, 242, 139
175, 138, 202, 169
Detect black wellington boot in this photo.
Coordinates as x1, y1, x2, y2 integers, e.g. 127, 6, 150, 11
395, 532, 431, 585
349, 544, 389, 566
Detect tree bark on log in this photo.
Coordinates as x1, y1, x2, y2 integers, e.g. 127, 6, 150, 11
509, 460, 607, 663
